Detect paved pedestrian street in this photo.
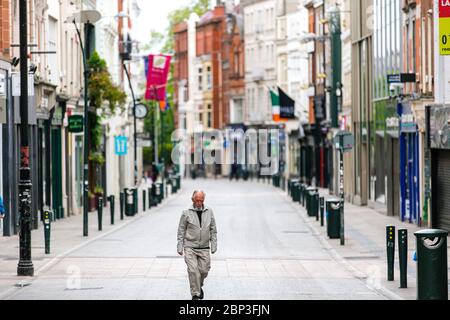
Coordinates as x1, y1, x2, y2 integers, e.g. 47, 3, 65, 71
3, 178, 442, 300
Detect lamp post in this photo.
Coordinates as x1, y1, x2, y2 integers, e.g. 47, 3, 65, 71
67, 10, 101, 237
17, 0, 34, 276
122, 62, 138, 186
329, 6, 342, 128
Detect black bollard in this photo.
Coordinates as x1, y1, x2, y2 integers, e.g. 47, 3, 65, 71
97, 197, 103, 231
109, 195, 115, 225
398, 229, 407, 288
143, 189, 146, 213
320, 197, 325, 227
315, 193, 319, 221
43, 209, 52, 254
386, 225, 395, 281
147, 188, 152, 209
120, 192, 124, 220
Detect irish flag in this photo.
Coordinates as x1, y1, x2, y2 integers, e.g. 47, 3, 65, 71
270, 89, 280, 122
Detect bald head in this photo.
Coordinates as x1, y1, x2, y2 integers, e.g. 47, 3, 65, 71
192, 190, 205, 209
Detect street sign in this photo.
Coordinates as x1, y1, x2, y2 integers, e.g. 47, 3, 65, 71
115, 136, 128, 156
135, 132, 150, 140
439, 0, 450, 55
387, 73, 416, 84
68, 115, 84, 133
333, 131, 354, 152
137, 139, 152, 147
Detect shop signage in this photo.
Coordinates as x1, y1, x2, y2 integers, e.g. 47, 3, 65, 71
439, 0, 450, 55
115, 136, 128, 156
387, 73, 416, 83
68, 115, 83, 133
400, 113, 417, 133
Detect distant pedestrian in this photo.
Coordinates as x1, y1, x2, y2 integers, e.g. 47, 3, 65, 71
0, 195, 5, 231
177, 190, 217, 300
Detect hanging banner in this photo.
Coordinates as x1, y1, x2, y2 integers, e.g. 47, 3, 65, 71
145, 54, 171, 101
440, 0, 450, 55
278, 87, 295, 119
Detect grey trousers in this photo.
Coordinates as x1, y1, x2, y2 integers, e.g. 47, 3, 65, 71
184, 247, 211, 297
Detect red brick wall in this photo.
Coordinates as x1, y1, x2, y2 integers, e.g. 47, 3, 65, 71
0, 0, 11, 60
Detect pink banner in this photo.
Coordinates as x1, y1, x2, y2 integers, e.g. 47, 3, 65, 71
145, 54, 171, 101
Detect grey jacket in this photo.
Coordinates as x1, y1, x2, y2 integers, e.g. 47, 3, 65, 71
177, 206, 217, 254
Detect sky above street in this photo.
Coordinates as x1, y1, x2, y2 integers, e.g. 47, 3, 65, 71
133, 0, 192, 45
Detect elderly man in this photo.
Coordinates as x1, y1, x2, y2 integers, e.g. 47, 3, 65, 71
177, 190, 217, 300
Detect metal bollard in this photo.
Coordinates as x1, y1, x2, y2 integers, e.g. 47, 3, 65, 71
386, 225, 395, 281
315, 193, 319, 221
143, 189, 146, 213
133, 188, 138, 214
97, 197, 103, 231
398, 229, 407, 288
319, 197, 325, 227
148, 187, 152, 209
120, 192, 124, 220
43, 209, 52, 254
109, 195, 115, 225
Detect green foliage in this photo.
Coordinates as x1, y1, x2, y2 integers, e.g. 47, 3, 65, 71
87, 51, 126, 152
94, 185, 104, 195
88, 152, 105, 165
88, 51, 126, 115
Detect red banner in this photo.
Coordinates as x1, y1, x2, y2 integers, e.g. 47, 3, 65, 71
145, 54, 171, 101
440, 0, 450, 18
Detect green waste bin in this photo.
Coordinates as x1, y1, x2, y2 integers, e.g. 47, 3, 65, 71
292, 180, 300, 202
151, 183, 157, 206
307, 190, 318, 217
305, 187, 317, 214
326, 199, 341, 239
414, 229, 448, 300
124, 188, 135, 216
299, 184, 304, 206
301, 184, 310, 207
155, 182, 162, 204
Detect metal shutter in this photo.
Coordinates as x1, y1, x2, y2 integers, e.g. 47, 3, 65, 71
432, 149, 450, 231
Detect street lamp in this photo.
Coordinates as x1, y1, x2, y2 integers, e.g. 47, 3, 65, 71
66, 9, 102, 237
122, 61, 140, 186
17, 0, 34, 276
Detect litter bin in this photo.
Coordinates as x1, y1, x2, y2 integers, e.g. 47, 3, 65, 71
125, 188, 135, 216
305, 187, 317, 215
307, 189, 318, 218
326, 199, 341, 239
414, 229, 448, 300
291, 180, 300, 202
155, 182, 162, 204
301, 184, 310, 207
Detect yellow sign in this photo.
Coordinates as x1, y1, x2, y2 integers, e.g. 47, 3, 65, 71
440, 18, 450, 55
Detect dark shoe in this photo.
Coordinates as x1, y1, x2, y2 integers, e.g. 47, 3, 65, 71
192, 296, 200, 300
199, 289, 204, 300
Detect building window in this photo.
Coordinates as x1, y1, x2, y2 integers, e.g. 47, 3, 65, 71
198, 68, 203, 91
207, 104, 212, 128
206, 66, 212, 90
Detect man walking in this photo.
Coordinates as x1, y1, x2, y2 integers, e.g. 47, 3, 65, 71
177, 190, 217, 300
